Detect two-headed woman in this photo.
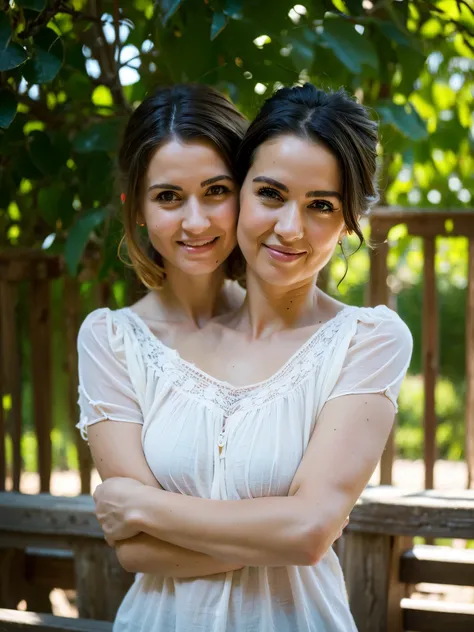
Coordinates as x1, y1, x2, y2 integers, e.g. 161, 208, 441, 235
78, 82, 412, 632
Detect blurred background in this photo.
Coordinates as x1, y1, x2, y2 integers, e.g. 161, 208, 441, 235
0, 0, 473, 492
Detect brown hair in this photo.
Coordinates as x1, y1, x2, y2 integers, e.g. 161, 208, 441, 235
118, 84, 248, 289
236, 83, 379, 248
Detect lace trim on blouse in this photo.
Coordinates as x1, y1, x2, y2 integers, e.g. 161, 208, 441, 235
120, 307, 356, 417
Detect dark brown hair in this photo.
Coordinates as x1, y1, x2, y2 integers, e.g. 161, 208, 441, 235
236, 83, 379, 247
118, 84, 248, 289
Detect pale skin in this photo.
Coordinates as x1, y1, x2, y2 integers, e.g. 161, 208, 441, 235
94, 135, 394, 570
88, 137, 247, 578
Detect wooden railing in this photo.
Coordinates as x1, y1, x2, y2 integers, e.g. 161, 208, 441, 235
1, 488, 473, 631
369, 208, 474, 488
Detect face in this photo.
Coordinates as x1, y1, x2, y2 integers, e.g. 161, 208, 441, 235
140, 138, 238, 277
237, 134, 346, 288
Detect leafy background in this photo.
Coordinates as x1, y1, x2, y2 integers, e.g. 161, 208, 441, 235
1, 0, 473, 470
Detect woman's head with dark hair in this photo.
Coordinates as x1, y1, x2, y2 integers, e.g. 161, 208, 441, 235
235, 83, 379, 288
119, 83, 248, 290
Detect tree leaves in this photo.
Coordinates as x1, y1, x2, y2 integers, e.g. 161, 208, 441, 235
321, 16, 379, 74
73, 119, 124, 153
22, 28, 64, 84
65, 208, 109, 275
377, 102, 428, 142
0, 90, 17, 129
15, 0, 47, 10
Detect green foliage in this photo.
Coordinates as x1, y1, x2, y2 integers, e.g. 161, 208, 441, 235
0, 0, 472, 274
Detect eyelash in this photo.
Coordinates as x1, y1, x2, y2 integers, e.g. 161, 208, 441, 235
154, 185, 231, 203
257, 187, 335, 213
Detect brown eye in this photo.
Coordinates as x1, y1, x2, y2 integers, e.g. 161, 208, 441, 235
206, 185, 231, 196
156, 191, 180, 202
258, 187, 284, 201
308, 200, 334, 213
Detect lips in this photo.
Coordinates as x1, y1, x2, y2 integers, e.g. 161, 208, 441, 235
263, 243, 306, 262
177, 236, 219, 253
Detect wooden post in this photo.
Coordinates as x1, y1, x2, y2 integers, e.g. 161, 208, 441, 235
467, 238, 474, 488
29, 269, 52, 493
368, 218, 394, 485
64, 277, 91, 494
342, 531, 404, 632
74, 541, 133, 621
422, 236, 438, 490
0, 281, 22, 491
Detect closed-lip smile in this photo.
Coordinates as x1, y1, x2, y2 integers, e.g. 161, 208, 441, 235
263, 243, 306, 262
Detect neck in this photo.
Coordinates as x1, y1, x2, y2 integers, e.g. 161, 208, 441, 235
159, 264, 228, 328
237, 268, 321, 338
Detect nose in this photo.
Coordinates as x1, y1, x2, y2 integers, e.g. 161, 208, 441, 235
181, 197, 211, 233
274, 202, 304, 242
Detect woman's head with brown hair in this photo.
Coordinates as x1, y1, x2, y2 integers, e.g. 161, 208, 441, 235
119, 84, 248, 289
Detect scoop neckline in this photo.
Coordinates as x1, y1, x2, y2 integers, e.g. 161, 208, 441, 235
121, 305, 356, 393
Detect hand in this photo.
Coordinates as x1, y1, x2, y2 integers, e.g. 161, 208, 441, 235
93, 477, 146, 542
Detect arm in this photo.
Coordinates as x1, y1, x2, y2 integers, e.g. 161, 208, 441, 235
89, 422, 243, 577
95, 393, 394, 567
79, 310, 243, 578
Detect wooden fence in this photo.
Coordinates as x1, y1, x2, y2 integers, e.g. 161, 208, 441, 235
368, 207, 474, 488
1, 488, 473, 631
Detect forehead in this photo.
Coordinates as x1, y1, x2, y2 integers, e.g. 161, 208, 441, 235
250, 134, 341, 191
146, 138, 231, 184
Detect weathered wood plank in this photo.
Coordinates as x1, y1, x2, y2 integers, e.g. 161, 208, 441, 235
369, 207, 474, 239
400, 545, 474, 586
402, 598, 474, 632
467, 238, 474, 488
63, 277, 91, 495
24, 548, 75, 590
1, 487, 473, 539
0, 282, 22, 491
422, 236, 438, 490
74, 541, 133, 621
368, 220, 394, 486
0, 609, 112, 631
342, 532, 403, 632
29, 278, 52, 493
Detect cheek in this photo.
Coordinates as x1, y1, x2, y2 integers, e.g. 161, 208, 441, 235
214, 197, 239, 231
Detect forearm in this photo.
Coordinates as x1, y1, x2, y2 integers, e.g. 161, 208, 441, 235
130, 488, 328, 567
115, 533, 244, 578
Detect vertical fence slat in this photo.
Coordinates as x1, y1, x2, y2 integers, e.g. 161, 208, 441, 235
29, 269, 52, 493
466, 238, 474, 488
0, 280, 22, 491
423, 236, 438, 490
0, 283, 5, 491
64, 276, 92, 494
369, 220, 394, 485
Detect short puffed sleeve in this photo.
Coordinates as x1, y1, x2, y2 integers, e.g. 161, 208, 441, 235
326, 305, 413, 411
76, 308, 144, 440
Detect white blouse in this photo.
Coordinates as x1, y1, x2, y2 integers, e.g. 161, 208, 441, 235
77, 304, 412, 632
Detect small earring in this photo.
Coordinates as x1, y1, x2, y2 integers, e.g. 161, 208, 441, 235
137, 221, 145, 227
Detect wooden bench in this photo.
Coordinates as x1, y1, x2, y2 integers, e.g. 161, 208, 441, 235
341, 486, 474, 632
0, 493, 133, 621
1, 487, 474, 630
0, 608, 112, 631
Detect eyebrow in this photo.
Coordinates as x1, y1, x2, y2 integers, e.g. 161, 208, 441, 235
306, 190, 342, 202
253, 176, 289, 192
148, 175, 233, 193
148, 183, 182, 192
200, 175, 234, 187
253, 177, 342, 201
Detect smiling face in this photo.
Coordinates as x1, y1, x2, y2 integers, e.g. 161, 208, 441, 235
140, 138, 238, 277
237, 134, 347, 288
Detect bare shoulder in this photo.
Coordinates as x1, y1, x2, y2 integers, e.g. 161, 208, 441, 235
312, 291, 348, 325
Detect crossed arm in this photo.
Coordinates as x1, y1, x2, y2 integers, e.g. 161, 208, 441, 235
87, 421, 244, 577
92, 393, 395, 571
